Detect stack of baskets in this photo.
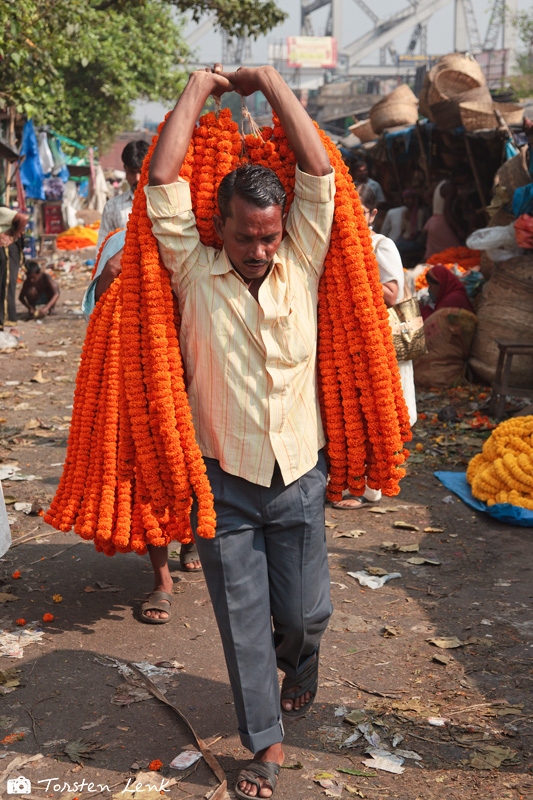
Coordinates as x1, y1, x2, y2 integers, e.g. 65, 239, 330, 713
369, 84, 419, 134
348, 117, 377, 143
419, 53, 524, 132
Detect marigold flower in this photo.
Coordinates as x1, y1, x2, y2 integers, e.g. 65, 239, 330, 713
45, 107, 411, 550
53, 594, 63, 603
15, 619, 25, 626
12, 571, 21, 579
43, 613, 54, 622
149, 759, 163, 771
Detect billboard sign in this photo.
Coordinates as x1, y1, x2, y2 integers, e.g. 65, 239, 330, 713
287, 36, 337, 68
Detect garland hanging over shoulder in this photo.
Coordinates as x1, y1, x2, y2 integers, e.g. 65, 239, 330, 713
45, 108, 411, 555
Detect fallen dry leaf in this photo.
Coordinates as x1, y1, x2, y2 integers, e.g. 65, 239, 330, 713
382, 624, 403, 637
393, 521, 420, 531
332, 529, 364, 539
428, 636, 463, 649
406, 556, 442, 566
424, 527, 444, 533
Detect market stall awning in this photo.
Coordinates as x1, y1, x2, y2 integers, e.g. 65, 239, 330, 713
0, 137, 20, 163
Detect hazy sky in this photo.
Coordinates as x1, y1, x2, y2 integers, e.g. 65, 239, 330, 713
134, 0, 530, 123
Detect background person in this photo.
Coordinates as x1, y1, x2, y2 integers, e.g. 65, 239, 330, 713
19, 261, 59, 319
81, 229, 202, 619
421, 264, 475, 319
0, 207, 28, 328
349, 157, 385, 206
96, 140, 150, 249
333, 184, 416, 510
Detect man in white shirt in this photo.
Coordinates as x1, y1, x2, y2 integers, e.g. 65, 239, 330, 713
96, 140, 149, 249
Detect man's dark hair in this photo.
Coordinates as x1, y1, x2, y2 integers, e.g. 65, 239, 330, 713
122, 140, 149, 171
26, 261, 41, 275
357, 182, 376, 211
217, 164, 286, 222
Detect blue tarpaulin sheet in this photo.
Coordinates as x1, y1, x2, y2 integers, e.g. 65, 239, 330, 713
434, 471, 533, 527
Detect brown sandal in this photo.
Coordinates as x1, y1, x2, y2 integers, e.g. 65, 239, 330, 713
140, 590, 173, 624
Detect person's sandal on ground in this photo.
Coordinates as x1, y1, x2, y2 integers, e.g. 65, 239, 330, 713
179, 541, 202, 572
280, 653, 319, 718
139, 590, 173, 624
235, 761, 280, 799
331, 495, 379, 510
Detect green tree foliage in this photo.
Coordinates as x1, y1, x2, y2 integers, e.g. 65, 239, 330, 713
0, 0, 287, 147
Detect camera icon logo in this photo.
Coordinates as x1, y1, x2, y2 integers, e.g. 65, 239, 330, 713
7, 777, 31, 794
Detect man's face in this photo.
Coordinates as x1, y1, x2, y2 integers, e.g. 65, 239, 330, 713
124, 165, 141, 191
214, 196, 285, 282
354, 163, 368, 182
27, 271, 40, 285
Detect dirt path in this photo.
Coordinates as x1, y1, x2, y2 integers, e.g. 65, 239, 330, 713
0, 255, 531, 800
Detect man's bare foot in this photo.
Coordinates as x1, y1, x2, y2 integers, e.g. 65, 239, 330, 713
281, 688, 313, 713
237, 744, 283, 798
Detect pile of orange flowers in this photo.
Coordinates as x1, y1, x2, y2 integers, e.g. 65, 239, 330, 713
45, 107, 411, 555
415, 246, 481, 291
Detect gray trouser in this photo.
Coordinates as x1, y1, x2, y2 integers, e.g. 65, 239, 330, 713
193, 452, 332, 754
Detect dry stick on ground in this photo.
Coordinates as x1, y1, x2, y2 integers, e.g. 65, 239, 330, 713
29, 541, 82, 564
10, 529, 59, 548
340, 678, 406, 698
125, 663, 227, 800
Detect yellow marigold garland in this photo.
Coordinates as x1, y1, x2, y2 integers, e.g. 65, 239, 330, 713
45, 106, 411, 554
467, 416, 533, 510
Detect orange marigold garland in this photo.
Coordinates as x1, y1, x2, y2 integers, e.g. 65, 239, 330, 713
46, 104, 411, 553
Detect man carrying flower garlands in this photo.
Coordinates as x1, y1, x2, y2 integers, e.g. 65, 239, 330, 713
146, 64, 335, 799
46, 57, 411, 798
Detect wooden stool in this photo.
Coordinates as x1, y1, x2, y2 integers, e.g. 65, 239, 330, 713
38, 234, 58, 255
489, 339, 533, 420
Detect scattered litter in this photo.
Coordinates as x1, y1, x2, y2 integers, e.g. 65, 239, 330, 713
31, 369, 49, 384
466, 744, 520, 770
169, 750, 202, 769
337, 767, 376, 777
394, 749, 422, 761
280, 761, 303, 770
393, 521, 420, 531
334, 706, 348, 717
359, 722, 383, 749
381, 541, 419, 553
406, 556, 442, 566
427, 717, 448, 727
442, 495, 454, 504
344, 709, 367, 726
64, 739, 106, 764
0, 628, 44, 658
362, 754, 404, 774
0, 465, 41, 482
427, 636, 463, 649
0, 332, 19, 350
432, 652, 452, 666
348, 571, 401, 589
381, 625, 403, 637
329, 610, 368, 633
13, 502, 32, 514
80, 715, 108, 730
391, 733, 404, 747
341, 731, 362, 747
332, 529, 364, 539
313, 773, 343, 797
325, 521, 337, 529
34, 350, 68, 357
424, 526, 444, 533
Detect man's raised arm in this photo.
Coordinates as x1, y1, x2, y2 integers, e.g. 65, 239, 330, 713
148, 69, 233, 187
224, 66, 331, 177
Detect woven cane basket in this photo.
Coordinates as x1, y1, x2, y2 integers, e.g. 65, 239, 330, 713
495, 102, 525, 125
348, 118, 377, 143
459, 101, 497, 131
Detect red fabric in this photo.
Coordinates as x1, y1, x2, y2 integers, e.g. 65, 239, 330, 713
422, 265, 474, 320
